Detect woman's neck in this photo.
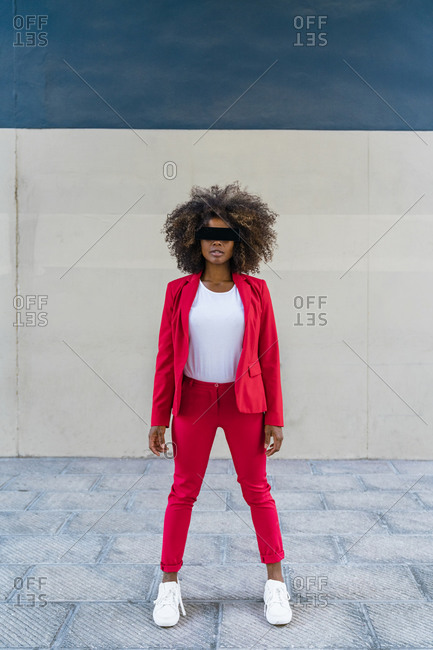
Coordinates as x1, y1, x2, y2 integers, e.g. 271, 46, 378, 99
201, 261, 232, 284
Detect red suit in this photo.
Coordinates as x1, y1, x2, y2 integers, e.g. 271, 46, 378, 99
150, 270, 284, 427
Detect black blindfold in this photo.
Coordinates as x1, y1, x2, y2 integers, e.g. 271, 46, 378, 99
195, 226, 241, 242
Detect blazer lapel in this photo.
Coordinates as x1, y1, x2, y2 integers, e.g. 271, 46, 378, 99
232, 272, 251, 334
180, 270, 202, 336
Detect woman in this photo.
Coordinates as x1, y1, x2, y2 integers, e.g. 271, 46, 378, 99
148, 182, 292, 627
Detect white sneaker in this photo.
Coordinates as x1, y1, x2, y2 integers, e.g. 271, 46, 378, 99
152, 580, 186, 627
263, 579, 293, 625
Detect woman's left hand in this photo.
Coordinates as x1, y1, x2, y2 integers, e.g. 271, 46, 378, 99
264, 425, 283, 457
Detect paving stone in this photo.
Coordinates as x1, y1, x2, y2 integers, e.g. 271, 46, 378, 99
274, 474, 362, 491
0, 512, 69, 535
59, 601, 218, 648
339, 534, 433, 564
167, 565, 267, 602
0, 491, 39, 509
223, 533, 267, 565
197, 474, 244, 491
279, 510, 384, 535
314, 460, 394, 474
3, 474, 99, 491
392, 460, 433, 474
324, 490, 422, 511
0, 535, 105, 564
263, 459, 313, 474
0, 566, 30, 601
366, 602, 433, 647
229, 490, 323, 511
0, 457, 71, 473
96, 473, 173, 491
188, 510, 254, 535
415, 492, 433, 509
130, 489, 228, 511
65, 458, 150, 474
21, 564, 155, 602
359, 473, 433, 491
409, 565, 433, 600
225, 534, 339, 565
29, 490, 130, 511
65, 510, 164, 534
383, 511, 433, 534
0, 474, 18, 488
1, 457, 432, 649
219, 601, 372, 648
105, 534, 223, 565
146, 457, 231, 474
286, 563, 423, 602
0, 602, 70, 647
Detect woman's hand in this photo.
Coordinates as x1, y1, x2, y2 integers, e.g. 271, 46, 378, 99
148, 425, 167, 456
264, 425, 283, 457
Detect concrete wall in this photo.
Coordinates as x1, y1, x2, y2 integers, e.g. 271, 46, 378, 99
2, 128, 432, 458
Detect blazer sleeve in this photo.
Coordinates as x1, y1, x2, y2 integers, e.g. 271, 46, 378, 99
258, 280, 284, 427
150, 282, 175, 427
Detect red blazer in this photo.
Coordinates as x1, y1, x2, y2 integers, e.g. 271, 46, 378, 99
150, 270, 284, 427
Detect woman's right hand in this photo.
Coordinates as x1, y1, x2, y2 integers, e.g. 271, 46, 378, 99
148, 426, 167, 456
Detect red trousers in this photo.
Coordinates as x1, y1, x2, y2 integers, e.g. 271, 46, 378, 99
160, 374, 285, 572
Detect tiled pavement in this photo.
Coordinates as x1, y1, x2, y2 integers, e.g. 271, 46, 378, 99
0, 458, 433, 649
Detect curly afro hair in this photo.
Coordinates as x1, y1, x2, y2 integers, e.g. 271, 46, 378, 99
162, 181, 279, 274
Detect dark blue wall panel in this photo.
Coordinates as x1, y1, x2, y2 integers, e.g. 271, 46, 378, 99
2, 0, 432, 129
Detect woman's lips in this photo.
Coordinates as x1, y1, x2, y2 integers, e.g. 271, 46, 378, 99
210, 250, 223, 256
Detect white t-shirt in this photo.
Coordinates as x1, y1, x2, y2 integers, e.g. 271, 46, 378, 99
183, 279, 245, 382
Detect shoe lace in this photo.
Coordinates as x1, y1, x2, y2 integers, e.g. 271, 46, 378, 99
154, 584, 186, 616
264, 582, 291, 613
